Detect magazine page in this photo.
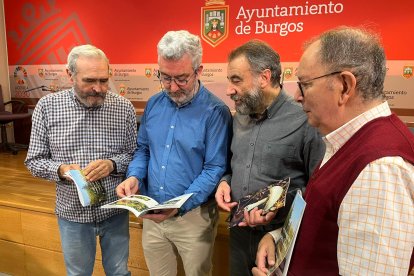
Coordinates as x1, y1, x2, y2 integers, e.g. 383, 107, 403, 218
101, 193, 194, 217
228, 178, 290, 228
267, 190, 306, 276
148, 193, 194, 211
101, 194, 160, 217
64, 169, 107, 207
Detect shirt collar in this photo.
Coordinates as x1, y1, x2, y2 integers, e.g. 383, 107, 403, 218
267, 89, 288, 118
323, 101, 391, 153
246, 89, 288, 123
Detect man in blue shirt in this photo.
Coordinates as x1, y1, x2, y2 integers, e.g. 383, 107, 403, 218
116, 30, 232, 276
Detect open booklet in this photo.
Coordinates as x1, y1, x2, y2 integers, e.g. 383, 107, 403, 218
266, 190, 306, 276
64, 169, 107, 207
101, 193, 193, 217
227, 177, 290, 228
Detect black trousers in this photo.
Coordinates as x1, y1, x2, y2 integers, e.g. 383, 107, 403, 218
230, 225, 277, 276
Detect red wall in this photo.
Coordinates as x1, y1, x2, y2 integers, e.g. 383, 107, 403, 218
5, 0, 414, 65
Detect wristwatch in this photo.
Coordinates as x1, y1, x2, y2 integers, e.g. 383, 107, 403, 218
110, 159, 117, 173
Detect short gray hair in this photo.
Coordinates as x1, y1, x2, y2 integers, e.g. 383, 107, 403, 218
306, 26, 386, 101
157, 30, 202, 70
67, 44, 109, 76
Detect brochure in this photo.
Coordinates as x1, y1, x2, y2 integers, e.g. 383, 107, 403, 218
227, 177, 290, 228
64, 169, 107, 207
101, 193, 193, 217
267, 190, 306, 276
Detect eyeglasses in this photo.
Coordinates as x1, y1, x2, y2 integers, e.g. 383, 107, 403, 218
157, 70, 197, 87
297, 71, 342, 97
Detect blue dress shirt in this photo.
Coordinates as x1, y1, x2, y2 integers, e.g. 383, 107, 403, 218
127, 83, 232, 214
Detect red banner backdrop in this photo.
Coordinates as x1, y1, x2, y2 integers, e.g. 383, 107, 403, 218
3, 0, 414, 116
4, 0, 414, 64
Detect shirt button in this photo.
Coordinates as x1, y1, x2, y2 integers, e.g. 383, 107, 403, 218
243, 187, 247, 191
166, 145, 170, 148
246, 164, 250, 168
171, 125, 174, 128
250, 143, 254, 146
161, 166, 165, 169
160, 187, 164, 190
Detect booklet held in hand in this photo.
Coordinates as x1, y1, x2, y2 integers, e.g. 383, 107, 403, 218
266, 190, 306, 276
101, 193, 193, 217
64, 169, 107, 207
227, 177, 290, 228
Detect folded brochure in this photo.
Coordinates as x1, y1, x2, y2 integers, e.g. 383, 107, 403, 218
101, 193, 193, 217
64, 169, 107, 207
227, 177, 290, 228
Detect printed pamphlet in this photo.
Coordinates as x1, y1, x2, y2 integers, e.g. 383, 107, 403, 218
101, 193, 193, 217
64, 169, 107, 207
267, 190, 306, 276
227, 177, 290, 228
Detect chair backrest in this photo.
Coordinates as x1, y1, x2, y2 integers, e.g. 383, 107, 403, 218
0, 85, 6, 112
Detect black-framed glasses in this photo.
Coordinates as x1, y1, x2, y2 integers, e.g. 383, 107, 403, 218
157, 70, 197, 87
297, 71, 342, 97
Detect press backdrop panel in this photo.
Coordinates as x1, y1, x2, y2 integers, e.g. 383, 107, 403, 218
4, 0, 414, 110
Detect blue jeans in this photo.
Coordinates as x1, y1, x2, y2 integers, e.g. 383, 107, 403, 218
58, 212, 130, 276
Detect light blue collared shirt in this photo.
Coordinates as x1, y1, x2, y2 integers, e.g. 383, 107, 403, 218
127, 83, 232, 214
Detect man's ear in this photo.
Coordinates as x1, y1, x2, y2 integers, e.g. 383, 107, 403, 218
339, 71, 356, 104
66, 69, 74, 82
260, 69, 272, 88
195, 65, 203, 76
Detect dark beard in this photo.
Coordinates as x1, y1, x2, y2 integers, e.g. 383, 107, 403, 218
231, 86, 265, 115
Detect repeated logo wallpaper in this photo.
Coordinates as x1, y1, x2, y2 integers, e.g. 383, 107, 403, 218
4, 0, 414, 110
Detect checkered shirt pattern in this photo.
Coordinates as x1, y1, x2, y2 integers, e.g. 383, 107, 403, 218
321, 101, 414, 275
25, 89, 137, 223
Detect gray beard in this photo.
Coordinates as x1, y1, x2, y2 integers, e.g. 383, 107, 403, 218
232, 86, 265, 115
74, 90, 106, 107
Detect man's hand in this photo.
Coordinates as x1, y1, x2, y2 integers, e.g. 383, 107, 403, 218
83, 159, 114, 182
58, 164, 81, 180
239, 208, 278, 227
215, 181, 238, 212
252, 267, 268, 276
141, 208, 178, 223
252, 232, 278, 275
116, 177, 139, 197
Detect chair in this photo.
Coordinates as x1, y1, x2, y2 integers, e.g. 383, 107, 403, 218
0, 85, 32, 154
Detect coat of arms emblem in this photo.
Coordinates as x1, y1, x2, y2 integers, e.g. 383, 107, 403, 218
403, 66, 413, 79
201, 0, 229, 47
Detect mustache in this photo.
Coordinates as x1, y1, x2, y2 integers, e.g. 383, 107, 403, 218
167, 90, 184, 95
166, 89, 188, 98
85, 92, 105, 98
231, 94, 242, 101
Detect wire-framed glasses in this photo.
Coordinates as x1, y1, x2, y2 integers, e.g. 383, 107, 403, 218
157, 70, 197, 87
297, 71, 342, 97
